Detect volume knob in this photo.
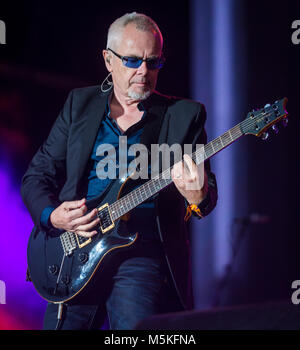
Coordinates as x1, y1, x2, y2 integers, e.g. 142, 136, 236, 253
61, 275, 71, 285
48, 265, 59, 275
78, 252, 89, 264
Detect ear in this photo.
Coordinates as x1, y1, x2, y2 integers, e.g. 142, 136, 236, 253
102, 49, 112, 72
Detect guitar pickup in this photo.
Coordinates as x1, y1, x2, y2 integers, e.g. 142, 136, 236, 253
97, 203, 115, 234
75, 234, 92, 249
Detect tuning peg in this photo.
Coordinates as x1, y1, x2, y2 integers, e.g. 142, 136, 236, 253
282, 118, 288, 127
272, 124, 279, 134
264, 103, 271, 108
261, 132, 269, 140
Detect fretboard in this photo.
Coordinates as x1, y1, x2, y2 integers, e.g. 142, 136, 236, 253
106, 123, 243, 221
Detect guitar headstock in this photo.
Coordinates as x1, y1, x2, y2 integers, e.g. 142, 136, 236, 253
241, 98, 288, 139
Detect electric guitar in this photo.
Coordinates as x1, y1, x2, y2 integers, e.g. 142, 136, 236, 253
27, 98, 288, 303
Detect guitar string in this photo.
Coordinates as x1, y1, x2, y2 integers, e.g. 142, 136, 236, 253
108, 125, 241, 219
109, 115, 279, 219
109, 108, 286, 220
106, 106, 286, 220
109, 127, 240, 219
110, 120, 247, 214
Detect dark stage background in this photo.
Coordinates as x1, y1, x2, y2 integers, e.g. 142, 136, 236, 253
0, 0, 299, 329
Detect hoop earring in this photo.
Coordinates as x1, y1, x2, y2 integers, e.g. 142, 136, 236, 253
100, 72, 113, 93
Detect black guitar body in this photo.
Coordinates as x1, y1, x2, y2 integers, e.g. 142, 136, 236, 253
27, 176, 141, 304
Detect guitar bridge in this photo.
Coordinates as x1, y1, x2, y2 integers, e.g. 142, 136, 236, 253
60, 231, 77, 256
97, 203, 115, 234
60, 231, 92, 255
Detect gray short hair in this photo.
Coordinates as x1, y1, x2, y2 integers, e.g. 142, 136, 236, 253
106, 12, 163, 50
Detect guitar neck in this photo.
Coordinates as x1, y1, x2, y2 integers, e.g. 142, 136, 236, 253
107, 122, 244, 221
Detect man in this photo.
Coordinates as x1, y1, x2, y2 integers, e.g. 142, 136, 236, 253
21, 12, 218, 330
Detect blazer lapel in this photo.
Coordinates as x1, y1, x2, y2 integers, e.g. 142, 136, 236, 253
139, 92, 169, 177
72, 90, 109, 194
140, 92, 168, 152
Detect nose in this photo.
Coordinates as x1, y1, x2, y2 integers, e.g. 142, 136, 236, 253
137, 60, 148, 75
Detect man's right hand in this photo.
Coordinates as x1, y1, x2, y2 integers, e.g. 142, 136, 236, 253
50, 198, 100, 238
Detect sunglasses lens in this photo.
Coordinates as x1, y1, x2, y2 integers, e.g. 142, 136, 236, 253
122, 56, 165, 70
123, 57, 142, 68
147, 58, 163, 70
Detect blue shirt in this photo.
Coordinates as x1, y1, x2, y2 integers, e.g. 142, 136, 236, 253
41, 96, 159, 240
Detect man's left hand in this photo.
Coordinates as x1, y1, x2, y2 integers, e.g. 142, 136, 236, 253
171, 154, 208, 205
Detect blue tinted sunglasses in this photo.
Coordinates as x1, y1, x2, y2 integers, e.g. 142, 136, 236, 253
107, 48, 165, 70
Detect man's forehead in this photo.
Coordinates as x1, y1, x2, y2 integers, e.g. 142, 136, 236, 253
118, 24, 162, 53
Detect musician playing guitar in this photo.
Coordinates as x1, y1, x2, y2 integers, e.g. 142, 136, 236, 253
21, 12, 218, 330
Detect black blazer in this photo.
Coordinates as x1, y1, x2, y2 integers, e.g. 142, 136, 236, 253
21, 86, 218, 310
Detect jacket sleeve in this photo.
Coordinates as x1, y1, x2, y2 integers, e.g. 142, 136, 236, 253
21, 90, 74, 228
183, 102, 218, 219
